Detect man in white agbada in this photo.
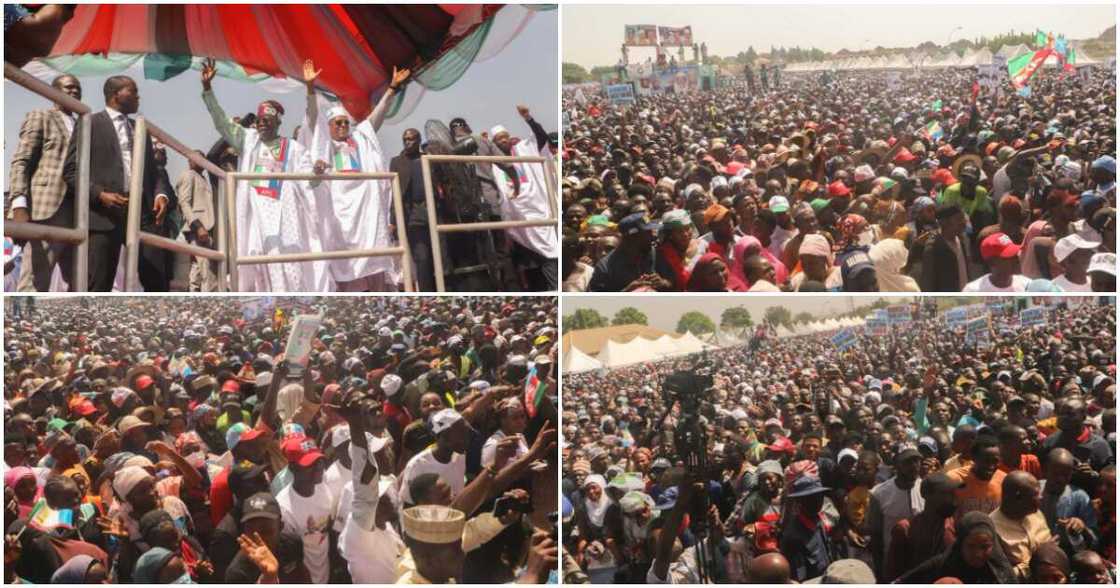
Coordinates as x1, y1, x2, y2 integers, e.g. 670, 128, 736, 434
302, 61, 410, 291
490, 106, 559, 290
199, 58, 330, 292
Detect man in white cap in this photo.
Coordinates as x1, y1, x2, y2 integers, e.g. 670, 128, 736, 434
1088, 252, 1116, 292
1051, 232, 1101, 292
491, 105, 559, 290
399, 408, 471, 505
303, 62, 412, 292
398, 505, 467, 583
200, 58, 328, 292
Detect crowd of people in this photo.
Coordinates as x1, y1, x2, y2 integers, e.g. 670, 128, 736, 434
561, 298, 1116, 584
3, 295, 559, 583
561, 65, 1116, 293
6, 57, 559, 293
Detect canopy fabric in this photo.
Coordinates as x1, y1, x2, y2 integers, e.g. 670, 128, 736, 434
30, 4, 548, 120
564, 344, 602, 373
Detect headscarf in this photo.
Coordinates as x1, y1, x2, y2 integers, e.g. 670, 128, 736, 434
839, 214, 870, 247
276, 383, 305, 424
1020, 220, 1051, 279
869, 238, 919, 292
112, 466, 152, 502
582, 474, 609, 527
730, 235, 789, 287
4, 466, 39, 516
51, 554, 97, 584
784, 459, 819, 495
133, 546, 175, 584
687, 252, 730, 292
897, 512, 1016, 584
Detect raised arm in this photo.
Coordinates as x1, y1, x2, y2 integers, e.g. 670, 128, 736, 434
200, 58, 245, 152
368, 66, 411, 132
518, 105, 550, 152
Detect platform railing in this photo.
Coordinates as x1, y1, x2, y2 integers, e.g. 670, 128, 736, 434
420, 153, 558, 292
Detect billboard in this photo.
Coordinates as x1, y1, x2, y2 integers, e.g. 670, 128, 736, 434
658, 25, 693, 46
624, 25, 658, 46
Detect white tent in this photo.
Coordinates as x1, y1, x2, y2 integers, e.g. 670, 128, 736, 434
596, 338, 633, 369
564, 344, 602, 373
996, 43, 1030, 61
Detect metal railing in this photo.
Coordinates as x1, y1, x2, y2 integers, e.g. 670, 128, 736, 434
4, 61, 232, 292
4, 62, 91, 291
223, 171, 413, 292
420, 153, 558, 292
124, 117, 231, 292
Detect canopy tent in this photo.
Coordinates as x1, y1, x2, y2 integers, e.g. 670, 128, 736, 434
564, 344, 602, 373
996, 43, 1031, 61
21, 4, 551, 121
596, 338, 632, 369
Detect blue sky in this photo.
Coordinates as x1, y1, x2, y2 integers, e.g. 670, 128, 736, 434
4, 9, 557, 186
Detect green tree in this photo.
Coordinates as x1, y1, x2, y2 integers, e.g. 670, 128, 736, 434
794, 312, 815, 325
612, 307, 648, 326
720, 306, 753, 330
745, 46, 758, 65
763, 306, 792, 328
563, 309, 609, 332
562, 62, 590, 84
676, 311, 716, 335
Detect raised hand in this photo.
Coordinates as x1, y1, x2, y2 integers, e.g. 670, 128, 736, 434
517, 105, 531, 120
302, 59, 322, 87
201, 58, 217, 91
390, 66, 411, 90
238, 532, 279, 579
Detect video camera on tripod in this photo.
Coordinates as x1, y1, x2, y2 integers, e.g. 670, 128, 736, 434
661, 353, 718, 477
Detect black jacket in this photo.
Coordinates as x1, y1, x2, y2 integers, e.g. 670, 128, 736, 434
920, 233, 971, 292
63, 110, 173, 232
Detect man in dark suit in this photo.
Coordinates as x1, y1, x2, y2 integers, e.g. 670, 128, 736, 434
6, 74, 81, 291
389, 128, 434, 291
920, 204, 972, 292
63, 75, 174, 291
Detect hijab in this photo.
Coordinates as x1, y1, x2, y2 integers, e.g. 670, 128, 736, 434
898, 512, 1017, 584
582, 474, 609, 527
730, 235, 789, 288
869, 238, 919, 292
687, 252, 731, 292
5, 466, 40, 516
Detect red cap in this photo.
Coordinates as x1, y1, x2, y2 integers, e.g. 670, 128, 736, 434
827, 181, 851, 198
134, 375, 154, 390
767, 436, 796, 453
725, 161, 746, 176
70, 398, 97, 417
893, 148, 917, 163
221, 379, 241, 394
931, 168, 957, 186
980, 232, 1021, 260
282, 437, 326, 468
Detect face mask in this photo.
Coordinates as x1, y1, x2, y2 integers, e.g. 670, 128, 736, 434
172, 572, 195, 584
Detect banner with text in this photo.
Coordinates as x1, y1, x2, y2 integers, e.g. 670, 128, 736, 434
624, 25, 658, 46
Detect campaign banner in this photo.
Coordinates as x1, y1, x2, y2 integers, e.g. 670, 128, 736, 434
285, 314, 323, 367
605, 83, 636, 105
886, 305, 911, 325
831, 328, 858, 350
1021, 306, 1047, 327
866, 317, 890, 337
964, 303, 989, 319
944, 307, 968, 328
657, 25, 693, 47
964, 317, 990, 344
624, 25, 658, 46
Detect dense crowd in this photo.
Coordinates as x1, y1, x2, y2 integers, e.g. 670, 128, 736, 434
561, 299, 1116, 584
561, 66, 1116, 293
3, 295, 559, 584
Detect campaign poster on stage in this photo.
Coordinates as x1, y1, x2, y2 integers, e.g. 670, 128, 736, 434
624, 25, 658, 46
657, 25, 693, 46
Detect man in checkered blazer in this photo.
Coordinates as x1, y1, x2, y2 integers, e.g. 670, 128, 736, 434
6, 74, 82, 291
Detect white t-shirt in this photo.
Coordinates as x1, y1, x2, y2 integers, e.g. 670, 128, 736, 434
398, 447, 465, 506
480, 430, 529, 468
324, 460, 351, 531
962, 273, 1030, 292
1051, 274, 1092, 292
340, 519, 404, 584
276, 482, 334, 584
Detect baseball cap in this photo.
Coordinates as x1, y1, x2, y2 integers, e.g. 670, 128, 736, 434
1089, 252, 1116, 275
618, 213, 659, 236
117, 415, 150, 435
429, 408, 467, 435
282, 436, 326, 467
768, 195, 790, 213
240, 492, 282, 524
226, 422, 265, 452
381, 373, 403, 397
979, 232, 1020, 260
1054, 232, 1101, 262
703, 203, 731, 225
